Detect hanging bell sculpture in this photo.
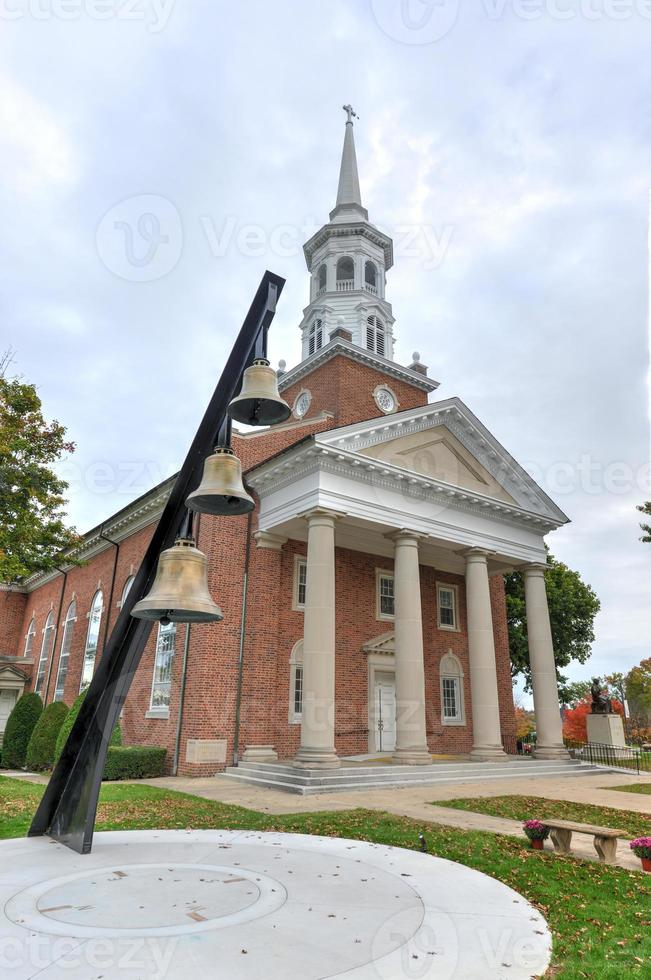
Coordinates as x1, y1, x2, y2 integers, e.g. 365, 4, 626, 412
228, 358, 291, 426
186, 447, 255, 516
131, 537, 223, 623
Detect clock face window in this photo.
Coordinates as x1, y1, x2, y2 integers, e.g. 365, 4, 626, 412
375, 387, 397, 414
294, 391, 311, 419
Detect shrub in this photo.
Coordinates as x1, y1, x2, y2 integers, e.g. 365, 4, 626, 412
103, 746, 167, 781
1, 692, 43, 769
26, 701, 69, 771
54, 691, 122, 763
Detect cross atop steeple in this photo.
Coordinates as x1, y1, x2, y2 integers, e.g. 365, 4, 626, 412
342, 104, 358, 124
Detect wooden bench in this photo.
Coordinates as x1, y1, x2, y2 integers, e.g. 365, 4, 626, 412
542, 819, 626, 865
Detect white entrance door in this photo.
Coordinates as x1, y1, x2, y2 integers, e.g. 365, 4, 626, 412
0, 689, 18, 743
374, 676, 396, 753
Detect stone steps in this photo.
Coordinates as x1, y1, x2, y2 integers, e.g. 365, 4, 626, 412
222, 758, 599, 795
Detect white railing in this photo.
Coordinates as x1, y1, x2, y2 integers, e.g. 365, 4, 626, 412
365, 282, 378, 295
336, 279, 355, 291
316, 285, 326, 297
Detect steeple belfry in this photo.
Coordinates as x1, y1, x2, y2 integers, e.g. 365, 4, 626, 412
299, 107, 395, 362
331, 105, 368, 222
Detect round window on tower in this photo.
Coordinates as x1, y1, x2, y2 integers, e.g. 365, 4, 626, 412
373, 385, 398, 415
293, 389, 312, 419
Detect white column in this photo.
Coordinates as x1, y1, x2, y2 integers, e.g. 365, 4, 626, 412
523, 564, 569, 760
465, 548, 507, 760
293, 510, 340, 769
391, 532, 431, 765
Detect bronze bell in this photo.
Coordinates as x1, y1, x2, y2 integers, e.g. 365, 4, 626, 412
131, 537, 223, 623
186, 447, 255, 516
228, 358, 291, 426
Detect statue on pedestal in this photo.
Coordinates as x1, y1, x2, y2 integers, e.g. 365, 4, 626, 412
590, 677, 613, 715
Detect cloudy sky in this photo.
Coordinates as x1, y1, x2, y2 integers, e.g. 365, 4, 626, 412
2, 1, 649, 689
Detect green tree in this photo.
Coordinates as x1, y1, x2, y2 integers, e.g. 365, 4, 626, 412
0, 352, 81, 582
637, 502, 651, 543
559, 679, 592, 707
1, 692, 43, 768
504, 552, 600, 692
626, 657, 651, 724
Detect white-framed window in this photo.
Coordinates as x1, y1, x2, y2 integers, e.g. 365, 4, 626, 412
317, 263, 327, 294
308, 318, 323, 356
149, 621, 176, 712
54, 600, 76, 702
439, 651, 465, 725
376, 570, 395, 620
366, 315, 386, 356
293, 556, 308, 610
118, 575, 135, 608
437, 583, 459, 631
23, 618, 36, 658
289, 640, 303, 723
80, 590, 103, 691
35, 611, 56, 694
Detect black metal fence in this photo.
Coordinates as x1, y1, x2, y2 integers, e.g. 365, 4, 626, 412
579, 741, 651, 775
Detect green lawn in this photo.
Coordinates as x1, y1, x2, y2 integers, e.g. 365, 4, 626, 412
1, 776, 649, 978
435, 794, 651, 839
603, 783, 651, 796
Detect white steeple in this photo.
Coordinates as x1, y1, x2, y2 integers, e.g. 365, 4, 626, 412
330, 105, 368, 222
299, 107, 395, 361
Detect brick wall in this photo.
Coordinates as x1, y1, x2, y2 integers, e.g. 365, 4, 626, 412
280, 354, 429, 429
0, 589, 28, 658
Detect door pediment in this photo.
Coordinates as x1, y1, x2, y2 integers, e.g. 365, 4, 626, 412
360, 427, 518, 504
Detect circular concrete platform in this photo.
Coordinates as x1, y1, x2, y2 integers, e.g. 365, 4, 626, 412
0, 830, 551, 979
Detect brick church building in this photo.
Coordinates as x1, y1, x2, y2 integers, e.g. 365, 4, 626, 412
0, 112, 570, 778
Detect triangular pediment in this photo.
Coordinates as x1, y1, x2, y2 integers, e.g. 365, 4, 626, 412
315, 397, 568, 524
363, 632, 395, 655
360, 427, 517, 504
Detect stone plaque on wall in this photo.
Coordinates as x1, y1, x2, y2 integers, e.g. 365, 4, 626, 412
185, 738, 227, 764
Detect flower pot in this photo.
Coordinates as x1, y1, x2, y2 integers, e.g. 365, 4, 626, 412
641, 857, 651, 873
530, 839, 544, 850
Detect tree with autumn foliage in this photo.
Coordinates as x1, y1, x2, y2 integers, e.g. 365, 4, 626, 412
514, 706, 535, 741
0, 353, 81, 582
562, 696, 624, 744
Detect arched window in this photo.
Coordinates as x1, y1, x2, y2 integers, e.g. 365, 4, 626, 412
54, 601, 76, 702
307, 318, 323, 356
289, 640, 303, 723
439, 651, 465, 726
317, 263, 327, 293
35, 612, 56, 694
364, 260, 377, 293
119, 575, 135, 608
335, 256, 355, 291
366, 315, 386, 357
23, 618, 36, 658
80, 590, 103, 691
150, 621, 176, 711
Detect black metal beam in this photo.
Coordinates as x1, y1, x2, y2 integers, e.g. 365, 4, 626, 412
28, 271, 285, 854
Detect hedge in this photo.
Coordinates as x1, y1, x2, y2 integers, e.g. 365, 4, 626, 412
103, 746, 167, 781
55, 691, 122, 763
26, 701, 69, 771
1, 692, 43, 769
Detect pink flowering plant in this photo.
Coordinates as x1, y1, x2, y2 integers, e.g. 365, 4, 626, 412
523, 819, 550, 842
629, 837, 651, 859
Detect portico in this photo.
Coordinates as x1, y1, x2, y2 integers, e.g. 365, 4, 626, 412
248, 399, 570, 768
